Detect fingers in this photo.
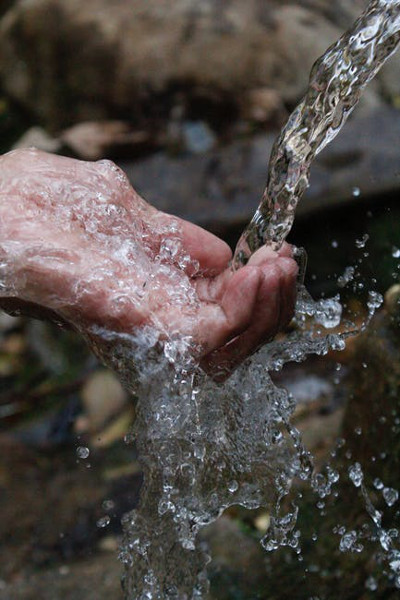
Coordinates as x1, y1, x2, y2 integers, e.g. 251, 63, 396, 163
246, 242, 293, 266
194, 266, 262, 353
201, 256, 298, 379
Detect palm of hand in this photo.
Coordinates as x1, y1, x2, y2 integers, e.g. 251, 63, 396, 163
0, 149, 297, 377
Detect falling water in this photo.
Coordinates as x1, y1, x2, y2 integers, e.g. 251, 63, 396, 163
233, 0, 400, 266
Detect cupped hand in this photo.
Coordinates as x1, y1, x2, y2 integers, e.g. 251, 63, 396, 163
0, 149, 298, 377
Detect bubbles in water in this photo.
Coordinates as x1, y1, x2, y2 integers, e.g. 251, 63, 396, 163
76, 446, 90, 459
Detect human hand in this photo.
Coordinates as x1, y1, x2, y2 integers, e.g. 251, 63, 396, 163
0, 149, 298, 377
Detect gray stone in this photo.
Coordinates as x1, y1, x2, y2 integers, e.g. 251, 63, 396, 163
117, 106, 400, 236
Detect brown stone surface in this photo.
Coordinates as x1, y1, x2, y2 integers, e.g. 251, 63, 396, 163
0, 0, 352, 129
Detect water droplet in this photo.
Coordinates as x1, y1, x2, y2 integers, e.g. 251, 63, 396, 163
331, 240, 338, 248
352, 187, 361, 197
367, 291, 383, 313
314, 297, 342, 329
393, 247, 400, 258
339, 530, 360, 552
76, 446, 90, 459
383, 487, 399, 507
365, 576, 378, 591
96, 515, 111, 528
373, 478, 384, 490
337, 266, 355, 288
355, 233, 369, 248
228, 480, 239, 493
102, 499, 115, 511
327, 468, 340, 484
349, 463, 363, 487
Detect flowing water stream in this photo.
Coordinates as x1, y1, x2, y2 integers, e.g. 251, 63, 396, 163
93, 1, 400, 598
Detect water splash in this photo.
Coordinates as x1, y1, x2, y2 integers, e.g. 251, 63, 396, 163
90, 326, 298, 598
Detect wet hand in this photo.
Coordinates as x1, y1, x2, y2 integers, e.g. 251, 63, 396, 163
0, 149, 298, 377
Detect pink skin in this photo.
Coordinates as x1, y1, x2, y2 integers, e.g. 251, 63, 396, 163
0, 149, 298, 378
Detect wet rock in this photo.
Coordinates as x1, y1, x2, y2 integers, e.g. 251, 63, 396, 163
0, 0, 346, 129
